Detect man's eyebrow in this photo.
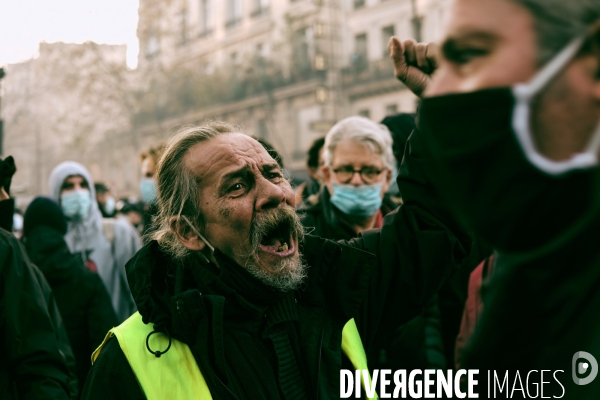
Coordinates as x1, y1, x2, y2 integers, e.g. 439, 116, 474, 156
442, 30, 498, 53
262, 162, 282, 172
219, 165, 252, 188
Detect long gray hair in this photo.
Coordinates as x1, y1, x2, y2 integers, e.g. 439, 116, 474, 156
149, 121, 240, 259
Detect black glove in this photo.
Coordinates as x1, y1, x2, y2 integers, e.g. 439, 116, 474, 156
0, 156, 17, 195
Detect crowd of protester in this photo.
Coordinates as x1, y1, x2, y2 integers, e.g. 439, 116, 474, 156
1, 0, 600, 398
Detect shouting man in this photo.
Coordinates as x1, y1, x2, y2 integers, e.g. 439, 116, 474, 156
82, 121, 468, 399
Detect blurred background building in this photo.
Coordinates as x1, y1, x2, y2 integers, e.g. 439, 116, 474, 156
1, 0, 450, 202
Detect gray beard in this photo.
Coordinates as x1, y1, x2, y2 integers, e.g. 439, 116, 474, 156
237, 205, 308, 291
244, 255, 308, 292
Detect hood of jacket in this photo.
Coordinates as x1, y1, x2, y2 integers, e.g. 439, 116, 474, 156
47, 161, 104, 254
24, 225, 79, 284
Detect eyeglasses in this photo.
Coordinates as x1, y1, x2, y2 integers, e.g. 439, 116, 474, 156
331, 166, 384, 184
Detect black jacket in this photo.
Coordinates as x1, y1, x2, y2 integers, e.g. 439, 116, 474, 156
0, 197, 15, 233
82, 130, 470, 399
25, 225, 119, 396
0, 228, 73, 399
462, 206, 600, 397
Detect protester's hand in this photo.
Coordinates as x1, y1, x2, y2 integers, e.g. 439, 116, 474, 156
388, 37, 439, 98
0, 156, 17, 197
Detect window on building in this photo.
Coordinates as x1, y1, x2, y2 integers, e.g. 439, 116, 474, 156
358, 109, 370, 119
381, 25, 395, 58
352, 32, 368, 69
292, 27, 314, 76
354, 0, 365, 9
252, 0, 270, 17
385, 104, 398, 116
355, 33, 368, 59
199, 0, 213, 35
176, 8, 188, 45
227, 0, 242, 27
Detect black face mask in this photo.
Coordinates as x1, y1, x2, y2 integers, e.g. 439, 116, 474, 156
417, 38, 600, 253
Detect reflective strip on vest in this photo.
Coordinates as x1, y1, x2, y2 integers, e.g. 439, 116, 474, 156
92, 312, 376, 399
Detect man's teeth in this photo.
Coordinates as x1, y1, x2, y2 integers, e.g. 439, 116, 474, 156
277, 242, 288, 252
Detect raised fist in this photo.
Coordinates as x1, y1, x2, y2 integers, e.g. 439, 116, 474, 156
388, 37, 439, 98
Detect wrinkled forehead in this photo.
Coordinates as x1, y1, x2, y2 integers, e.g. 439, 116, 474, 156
445, 0, 533, 38
184, 132, 277, 181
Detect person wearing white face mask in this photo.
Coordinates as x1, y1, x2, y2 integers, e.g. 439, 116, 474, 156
48, 161, 141, 323
300, 116, 399, 241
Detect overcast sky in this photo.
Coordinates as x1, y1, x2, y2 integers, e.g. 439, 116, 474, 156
0, 0, 139, 68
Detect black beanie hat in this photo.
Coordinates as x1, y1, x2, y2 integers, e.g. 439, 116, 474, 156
24, 196, 68, 237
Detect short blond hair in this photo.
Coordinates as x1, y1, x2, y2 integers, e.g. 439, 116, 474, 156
140, 143, 165, 166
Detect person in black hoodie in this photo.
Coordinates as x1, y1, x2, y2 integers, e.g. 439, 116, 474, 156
1, 157, 74, 400
23, 197, 118, 396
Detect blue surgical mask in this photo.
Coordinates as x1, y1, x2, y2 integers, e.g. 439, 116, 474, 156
61, 189, 92, 220
104, 196, 116, 215
140, 178, 157, 204
330, 183, 383, 218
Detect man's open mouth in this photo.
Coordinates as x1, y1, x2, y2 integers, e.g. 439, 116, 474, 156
258, 220, 296, 257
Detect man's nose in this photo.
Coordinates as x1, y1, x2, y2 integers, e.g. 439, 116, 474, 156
255, 178, 286, 210
349, 171, 365, 186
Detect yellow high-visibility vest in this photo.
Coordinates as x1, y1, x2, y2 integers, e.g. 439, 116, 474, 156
93, 312, 376, 399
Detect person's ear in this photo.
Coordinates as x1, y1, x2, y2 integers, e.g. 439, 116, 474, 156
381, 168, 393, 194
321, 165, 331, 183
170, 217, 206, 251
385, 168, 393, 183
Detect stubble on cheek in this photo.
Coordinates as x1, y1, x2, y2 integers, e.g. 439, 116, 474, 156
215, 203, 255, 261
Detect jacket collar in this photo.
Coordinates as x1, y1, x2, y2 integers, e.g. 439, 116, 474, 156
125, 234, 375, 339
125, 241, 300, 337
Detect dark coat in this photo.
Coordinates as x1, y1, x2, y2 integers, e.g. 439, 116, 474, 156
0, 228, 73, 399
0, 197, 14, 233
25, 225, 119, 396
463, 208, 600, 397
82, 129, 471, 399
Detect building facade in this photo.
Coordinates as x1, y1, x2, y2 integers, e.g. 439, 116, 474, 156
120, 0, 450, 184
1, 0, 451, 201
